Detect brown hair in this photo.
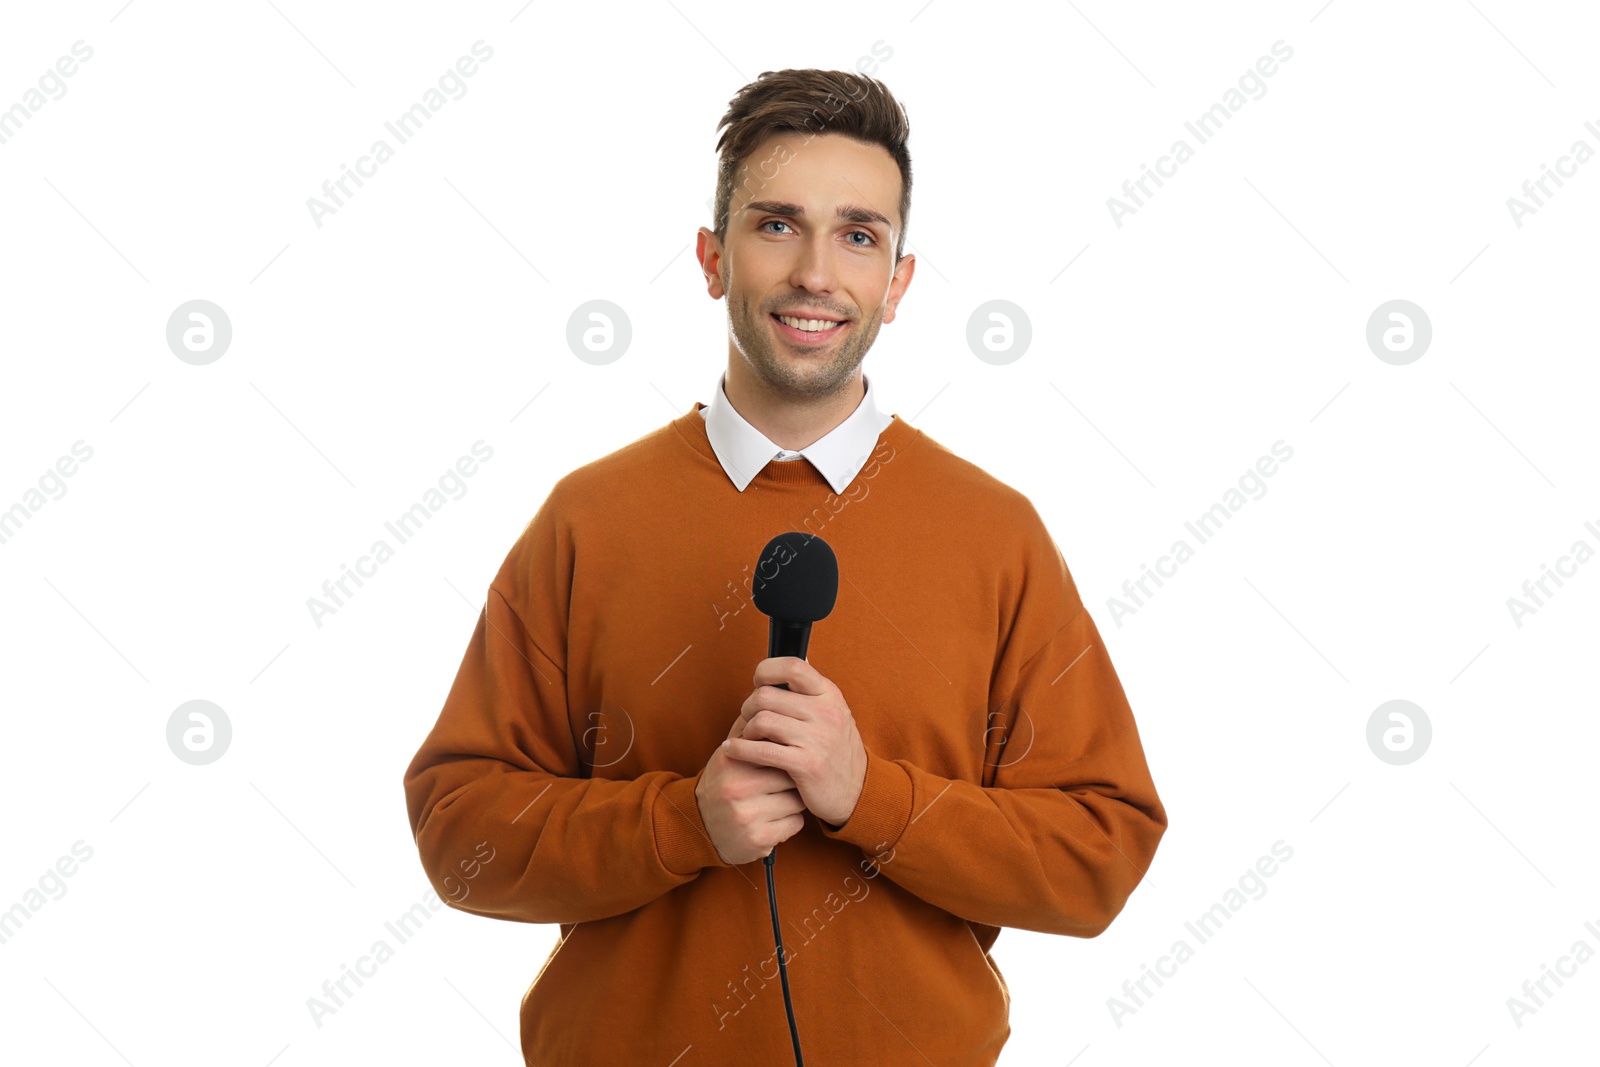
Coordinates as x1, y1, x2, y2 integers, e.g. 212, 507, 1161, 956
712, 69, 912, 264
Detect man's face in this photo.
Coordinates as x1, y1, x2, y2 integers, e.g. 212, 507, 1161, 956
698, 132, 914, 403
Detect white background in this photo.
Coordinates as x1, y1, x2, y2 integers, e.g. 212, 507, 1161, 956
2, 1, 1597, 1064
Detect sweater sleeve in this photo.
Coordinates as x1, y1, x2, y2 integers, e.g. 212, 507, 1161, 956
818, 512, 1167, 938
402, 495, 729, 926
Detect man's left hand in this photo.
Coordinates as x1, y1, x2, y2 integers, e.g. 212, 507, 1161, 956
724, 657, 867, 829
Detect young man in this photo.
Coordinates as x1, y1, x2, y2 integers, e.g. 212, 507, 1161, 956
403, 69, 1167, 1065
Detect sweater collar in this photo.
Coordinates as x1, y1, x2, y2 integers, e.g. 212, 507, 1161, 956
698, 371, 894, 493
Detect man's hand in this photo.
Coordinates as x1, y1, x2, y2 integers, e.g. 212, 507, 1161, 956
723, 657, 868, 828
694, 712, 807, 867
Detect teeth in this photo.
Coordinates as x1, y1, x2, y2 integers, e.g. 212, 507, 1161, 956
777, 314, 841, 332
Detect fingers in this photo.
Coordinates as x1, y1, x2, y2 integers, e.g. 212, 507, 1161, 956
739, 708, 804, 747
737, 763, 795, 793
736, 684, 810, 729
752, 656, 828, 696
757, 794, 808, 835
716, 743, 796, 793
724, 736, 801, 778
743, 760, 799, 795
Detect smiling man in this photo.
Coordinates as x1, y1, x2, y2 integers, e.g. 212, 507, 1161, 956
404, 69, 1167, 1066
696, 112, 914, 480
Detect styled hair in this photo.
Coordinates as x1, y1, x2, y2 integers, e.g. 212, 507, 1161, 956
712, 69, 912, 264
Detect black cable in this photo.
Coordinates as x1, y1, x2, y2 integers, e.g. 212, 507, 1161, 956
763, 848, 804, 1066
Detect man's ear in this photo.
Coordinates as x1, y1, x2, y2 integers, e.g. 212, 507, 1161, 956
881, 252, 915, 325
696, 227, 727, 300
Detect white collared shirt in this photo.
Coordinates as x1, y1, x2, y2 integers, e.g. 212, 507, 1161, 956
699, 371, 894, 493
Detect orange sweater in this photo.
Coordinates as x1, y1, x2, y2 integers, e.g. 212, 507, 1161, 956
403, 401, 1167, 1065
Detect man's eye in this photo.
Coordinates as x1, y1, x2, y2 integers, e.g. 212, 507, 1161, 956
760, 221, 874, 246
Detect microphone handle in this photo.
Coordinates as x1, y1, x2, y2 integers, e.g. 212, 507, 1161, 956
767, 618, 813, 663
761, 616, 810, 1066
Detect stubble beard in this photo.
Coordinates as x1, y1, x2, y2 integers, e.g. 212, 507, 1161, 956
727, 283, 882, 404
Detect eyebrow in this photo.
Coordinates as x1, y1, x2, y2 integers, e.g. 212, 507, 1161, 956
742, 199, 892, 232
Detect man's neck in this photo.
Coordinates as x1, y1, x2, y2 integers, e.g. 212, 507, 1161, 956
722, 361, 865, 452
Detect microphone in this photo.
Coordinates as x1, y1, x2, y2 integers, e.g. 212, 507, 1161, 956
752, 531, 838, 668
749, 531, 837, 1067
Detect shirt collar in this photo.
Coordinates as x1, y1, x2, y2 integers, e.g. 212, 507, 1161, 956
699, 371, 893, 493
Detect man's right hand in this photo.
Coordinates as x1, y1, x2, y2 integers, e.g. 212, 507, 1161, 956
694, 716, 807, 866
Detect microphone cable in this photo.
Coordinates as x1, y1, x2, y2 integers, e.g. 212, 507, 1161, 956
763, 847, 804, 1066
749, 529, 838, 1067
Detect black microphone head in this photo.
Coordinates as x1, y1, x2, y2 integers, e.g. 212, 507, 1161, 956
750, 533, 837, 622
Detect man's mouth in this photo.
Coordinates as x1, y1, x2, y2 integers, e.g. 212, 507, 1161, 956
771, 313, 848, 345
